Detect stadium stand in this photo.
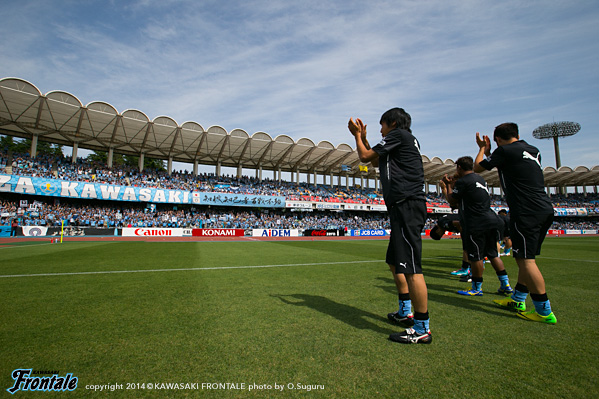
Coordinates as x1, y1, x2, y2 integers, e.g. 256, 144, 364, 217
1, 75, 597, 236
0, 197, 393, 230
1, 148, 598, 233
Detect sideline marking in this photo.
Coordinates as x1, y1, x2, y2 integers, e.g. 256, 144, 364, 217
0, 260, 383, 278
2, 255, 597, 279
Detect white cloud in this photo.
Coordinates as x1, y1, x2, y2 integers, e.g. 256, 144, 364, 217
1, 0, 598, 168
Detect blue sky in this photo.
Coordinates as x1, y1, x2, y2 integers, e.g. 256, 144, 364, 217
1, 0, 598, 170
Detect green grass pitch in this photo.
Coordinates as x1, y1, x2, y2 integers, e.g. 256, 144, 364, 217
1, 237, 598, 398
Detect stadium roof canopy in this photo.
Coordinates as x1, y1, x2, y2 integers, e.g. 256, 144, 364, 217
1, 77, 598, 189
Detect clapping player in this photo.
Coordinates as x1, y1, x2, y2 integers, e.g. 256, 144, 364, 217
348, 108, 432, 344
439, 157, 513, 296
474, 123, 556, 324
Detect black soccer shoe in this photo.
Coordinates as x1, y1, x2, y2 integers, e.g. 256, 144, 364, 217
459, 274, 472, 283
389, 328, 432, 344
387, 312, 415, 328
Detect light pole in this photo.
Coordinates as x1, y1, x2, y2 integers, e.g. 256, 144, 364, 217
532, 121, 581, 169
532, 121, 581, 194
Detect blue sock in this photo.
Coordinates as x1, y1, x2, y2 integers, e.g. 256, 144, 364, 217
472, 281, 482, 291
413, 312, 429, 334
532, 300, 552, 316
497, 274, 510, 289
512, 290, 528, 303
530, 293, 552, 316
398, 299, 412, 318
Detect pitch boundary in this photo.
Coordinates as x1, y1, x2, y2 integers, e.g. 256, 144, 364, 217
0, 259, 384, 279
1, 253, 597, 279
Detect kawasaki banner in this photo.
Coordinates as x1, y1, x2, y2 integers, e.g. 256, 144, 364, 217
0, 174, 285, 207
1, 174, 192, 203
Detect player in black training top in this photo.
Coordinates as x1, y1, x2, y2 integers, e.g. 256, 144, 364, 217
440, 156, 513, 297
348, 107, 431, 344
430, 213, 473, 279
474, 122, 556, 324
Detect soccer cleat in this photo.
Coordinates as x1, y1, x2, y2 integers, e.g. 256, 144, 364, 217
459, 274, 472, 283
497, 285, 514, 296
457, 289, 483, 296
450, 268, 470, 276
516, 310, 557, 324
389, 328, 432, 344
387, 312, 415, 328
493, 297, 526, 312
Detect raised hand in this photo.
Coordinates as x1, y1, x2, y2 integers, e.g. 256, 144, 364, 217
348, 118, 361, 137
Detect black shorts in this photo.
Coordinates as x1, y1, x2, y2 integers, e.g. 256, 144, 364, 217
501, 224, 511, 239
386, 199, 426, 274
510, 213, 554, 259
463, 229, 500, 261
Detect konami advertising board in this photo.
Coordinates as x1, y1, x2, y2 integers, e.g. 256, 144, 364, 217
192, 229, 245, 237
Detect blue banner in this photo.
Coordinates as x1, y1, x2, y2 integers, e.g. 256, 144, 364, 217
0, 174, 285, 207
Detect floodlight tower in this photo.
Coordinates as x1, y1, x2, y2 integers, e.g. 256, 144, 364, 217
532, 121, 581, 168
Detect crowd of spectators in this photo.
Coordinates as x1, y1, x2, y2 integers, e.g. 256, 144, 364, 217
6, 150, 597, 207
0, 197, 392, 230
550, 219, 599, 231
2, 150, 599, 232
2, 151, 388, 204
2, 197, 598, 232
550, 194, 599, 208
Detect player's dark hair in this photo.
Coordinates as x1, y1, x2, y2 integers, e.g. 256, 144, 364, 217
498, 209, 508, 215
494, 122, 519, 141
380, 108, 411, 132
456, 156, 473, 171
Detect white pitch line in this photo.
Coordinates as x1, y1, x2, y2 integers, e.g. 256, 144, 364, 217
3, 254, 594, 279
0, 260, 384, 279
